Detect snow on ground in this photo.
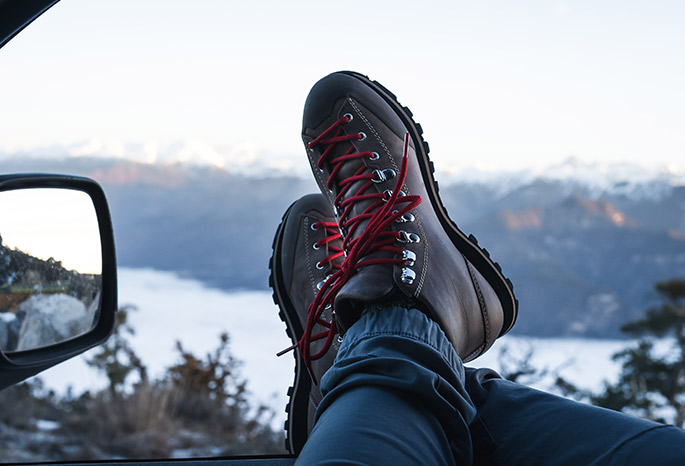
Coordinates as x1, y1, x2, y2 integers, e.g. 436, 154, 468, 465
36, 268, 630, 427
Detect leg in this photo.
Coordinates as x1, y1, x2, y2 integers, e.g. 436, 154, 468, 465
297, 306, 475, 466
274, 70, 685, 464
272, 71, 517, 455
466, 368, 685, 466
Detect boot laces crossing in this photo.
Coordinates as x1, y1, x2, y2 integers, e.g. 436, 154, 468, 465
311, 220, 344, 272
278, 114, 422, 384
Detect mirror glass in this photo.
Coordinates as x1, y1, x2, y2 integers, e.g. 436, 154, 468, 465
0, 188, 102, 353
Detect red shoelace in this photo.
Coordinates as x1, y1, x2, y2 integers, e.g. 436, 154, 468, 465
311, 220, 345, 278
280, 114, 422, 384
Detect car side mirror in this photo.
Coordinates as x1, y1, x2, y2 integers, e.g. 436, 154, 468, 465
0, 174, 117, 390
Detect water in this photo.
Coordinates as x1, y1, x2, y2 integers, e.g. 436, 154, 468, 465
37, 268, 629, 426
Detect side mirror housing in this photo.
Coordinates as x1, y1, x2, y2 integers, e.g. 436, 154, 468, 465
0, 174, 117, 390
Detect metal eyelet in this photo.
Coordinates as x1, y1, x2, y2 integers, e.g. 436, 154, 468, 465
401, 267, 416, 284
397, 230, 421, 243
393, 211, 415, 223
337, 335, 344, 343
343, 113, 353, 122
369, 152, 380, 160
311, 223, 319, 231
372, 168, 397, 184
316, 261, 324, 270
317, 274, 333, 290
402, 250, 417, 266
358, 132, 367, 141
383, 189, 406, 202
313, 242, 321, 250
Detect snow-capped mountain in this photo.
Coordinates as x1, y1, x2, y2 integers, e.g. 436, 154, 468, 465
438, 156, 685, 200
1, 139, 308, 179
3, 140, 683, 200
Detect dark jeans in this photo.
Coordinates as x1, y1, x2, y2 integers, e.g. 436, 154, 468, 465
296, 306, 685, 465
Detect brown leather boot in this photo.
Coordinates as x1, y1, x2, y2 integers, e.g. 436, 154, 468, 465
269, 194, 344, 454
301, 71, 518, 363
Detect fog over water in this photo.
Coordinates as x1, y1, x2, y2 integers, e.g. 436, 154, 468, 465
37, 268, 629, 426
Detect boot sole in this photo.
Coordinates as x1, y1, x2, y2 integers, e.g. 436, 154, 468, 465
268, 200, 310, 455
339, 71, 519, 337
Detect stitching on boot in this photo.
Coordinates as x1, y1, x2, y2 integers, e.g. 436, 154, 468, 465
307, 142, 334, 206
465, 256, 490, 347
464, 342, 486, 362
414, 218, 428, 296
348, 98, 401, 174
304, 216, 316, 292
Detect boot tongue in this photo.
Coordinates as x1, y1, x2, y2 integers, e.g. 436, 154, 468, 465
332, 132, 417, 334
334, 264, 395, 333
335, 139, 364, 182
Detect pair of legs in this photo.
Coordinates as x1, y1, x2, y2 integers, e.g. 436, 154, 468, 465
270, 71, 685, 464
298, 306, 685, 465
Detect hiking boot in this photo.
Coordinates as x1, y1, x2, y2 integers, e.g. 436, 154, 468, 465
301, 71, 518, 362
269, 194, 344, 454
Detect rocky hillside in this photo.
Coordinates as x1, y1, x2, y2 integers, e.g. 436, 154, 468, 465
0, 240, 100, 351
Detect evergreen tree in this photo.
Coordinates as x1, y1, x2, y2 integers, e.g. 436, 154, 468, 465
86, 305, 147, 395
592, 279, 685, 426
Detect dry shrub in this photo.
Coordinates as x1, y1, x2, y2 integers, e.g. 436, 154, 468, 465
60, 332, 283, 458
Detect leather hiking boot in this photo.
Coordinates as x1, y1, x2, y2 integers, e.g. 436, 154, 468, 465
301, 71, 518, 363
269, 194, 344, 454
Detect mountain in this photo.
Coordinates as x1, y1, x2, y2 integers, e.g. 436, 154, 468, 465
2, 156, 684, 338
468, 196, 684, 336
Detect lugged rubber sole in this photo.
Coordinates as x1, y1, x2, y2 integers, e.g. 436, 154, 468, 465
268, 201, 310, 455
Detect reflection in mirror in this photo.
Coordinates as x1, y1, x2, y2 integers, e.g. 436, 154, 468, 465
0, 188, 102, 353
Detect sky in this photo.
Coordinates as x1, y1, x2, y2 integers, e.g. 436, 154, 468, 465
1, 0, 684, 172
0, 188, 102, 274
